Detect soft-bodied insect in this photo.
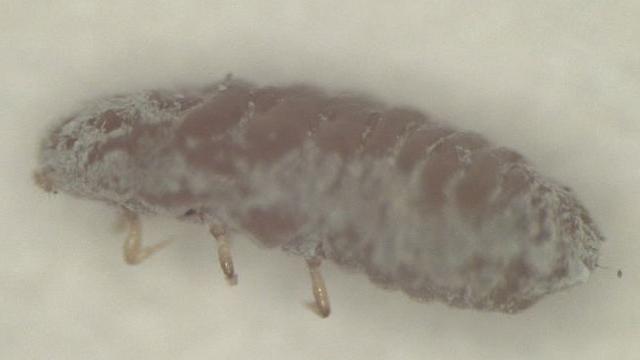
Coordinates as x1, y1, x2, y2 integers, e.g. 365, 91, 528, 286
34, 76, 604, 317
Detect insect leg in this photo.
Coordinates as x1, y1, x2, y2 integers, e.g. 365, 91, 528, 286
306, 257, 331, 318
209, 224, 238, 285
121, 209, 173, 265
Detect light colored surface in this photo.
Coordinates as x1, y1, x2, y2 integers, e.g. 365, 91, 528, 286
1, 1, 639, 359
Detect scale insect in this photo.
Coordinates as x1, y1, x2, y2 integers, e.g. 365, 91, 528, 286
34, 76, 604, 317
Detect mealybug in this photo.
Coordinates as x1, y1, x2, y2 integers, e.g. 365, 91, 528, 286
34, 76, 604, 316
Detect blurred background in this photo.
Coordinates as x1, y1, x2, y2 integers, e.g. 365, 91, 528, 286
1, 1, 639, 359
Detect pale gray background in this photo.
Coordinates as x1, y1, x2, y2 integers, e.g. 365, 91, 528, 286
2, 1, 639, 359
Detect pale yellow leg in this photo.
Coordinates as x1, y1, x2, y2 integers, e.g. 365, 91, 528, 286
122, 209, 173, 265
306, 257, 331, 318
209, 224, 238, 285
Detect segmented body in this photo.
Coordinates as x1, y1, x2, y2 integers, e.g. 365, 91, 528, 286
36, 78, 604, 313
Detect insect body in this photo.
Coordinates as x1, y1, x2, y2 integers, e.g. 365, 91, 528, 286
35, 77, 604, 315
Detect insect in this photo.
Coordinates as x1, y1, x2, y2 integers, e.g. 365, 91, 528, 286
34, 75, 604, 317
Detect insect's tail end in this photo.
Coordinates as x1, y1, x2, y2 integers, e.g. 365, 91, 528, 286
595, 262, 623, 279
